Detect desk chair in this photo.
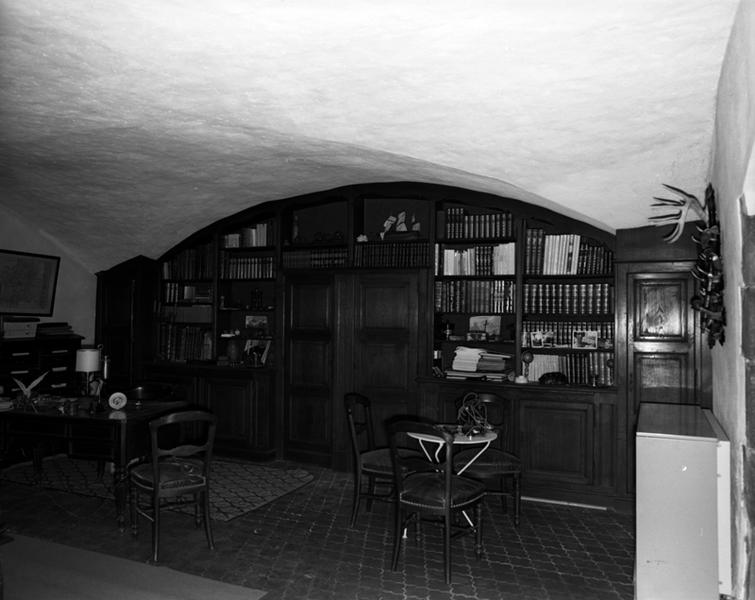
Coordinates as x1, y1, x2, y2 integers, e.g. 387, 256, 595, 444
129, 409, 216, 562
453, 391, 522, 525
388, 420, 485, 585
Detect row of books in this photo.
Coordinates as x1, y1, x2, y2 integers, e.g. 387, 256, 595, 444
282, 248, 348, 269
220, 256, 276, 280
435, 280, 516, 313
160, 304, 213, 324
161, 242, 214, 280
525, 230, 614, 275
526, 352, 614, 386
222, 221, 273, 248
522, 320, 614, 348
443, 208, 514, 239
162, 282, 213, 304
353, 241, 432, 268
158, 324, 213, 362
436, 243, 516, 276
522, 282, 614, 315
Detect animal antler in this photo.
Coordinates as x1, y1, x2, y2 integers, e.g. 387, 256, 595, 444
649, 183, 707, 243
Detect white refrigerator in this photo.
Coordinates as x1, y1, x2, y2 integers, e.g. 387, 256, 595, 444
635, 402, 731, 600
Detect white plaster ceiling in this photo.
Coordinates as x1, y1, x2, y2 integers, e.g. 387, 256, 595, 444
0, 0, 740, 272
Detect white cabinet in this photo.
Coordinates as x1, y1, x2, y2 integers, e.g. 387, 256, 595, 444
635, 402, 730, 600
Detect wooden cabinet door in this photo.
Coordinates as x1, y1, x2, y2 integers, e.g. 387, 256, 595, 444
201, 376, 252, 450
95, 256, 158, 389
283, 274, 335, 466
337, 272, 425, 453
616, 260, 709, 493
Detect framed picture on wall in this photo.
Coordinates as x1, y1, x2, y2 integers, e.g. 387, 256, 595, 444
0, 249, 60, 316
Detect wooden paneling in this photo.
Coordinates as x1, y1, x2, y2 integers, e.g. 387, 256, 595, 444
616, 260, 708, 495
416, 378, 625, 508
284, 275, 335, 465
519, 399, 593, 486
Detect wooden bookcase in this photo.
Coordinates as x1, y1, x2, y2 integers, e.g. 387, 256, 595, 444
100, 182, 627, 505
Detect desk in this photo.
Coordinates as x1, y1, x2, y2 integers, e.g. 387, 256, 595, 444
409, 425, 497, 474
0, 398, 187, 530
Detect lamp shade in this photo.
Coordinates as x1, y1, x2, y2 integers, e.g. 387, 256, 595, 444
75, 348, 101, 373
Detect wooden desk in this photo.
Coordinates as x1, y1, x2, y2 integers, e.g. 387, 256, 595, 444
0, 398, 187, 530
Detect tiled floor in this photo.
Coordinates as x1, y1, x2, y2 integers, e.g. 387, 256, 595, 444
0, 461, 635, 599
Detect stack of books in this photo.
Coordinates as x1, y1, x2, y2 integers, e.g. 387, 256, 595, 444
35, 322, 74, 337
476, 351, 512, 372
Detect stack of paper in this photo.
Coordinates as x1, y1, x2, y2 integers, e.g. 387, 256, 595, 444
451, 346, 484, 372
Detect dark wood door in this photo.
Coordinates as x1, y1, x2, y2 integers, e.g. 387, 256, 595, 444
333, 271, 426, 466
283, 274, 336, 466
616, 260, 709, 493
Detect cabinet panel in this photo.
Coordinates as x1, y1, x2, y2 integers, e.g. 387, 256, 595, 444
519, 399, 593, 486
284, 275, 335, 465
96, 256, 157, 388
201, 377, 252, 448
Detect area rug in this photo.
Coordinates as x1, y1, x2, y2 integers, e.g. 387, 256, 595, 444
1, 455, 313, 522
0, 534, 267, 600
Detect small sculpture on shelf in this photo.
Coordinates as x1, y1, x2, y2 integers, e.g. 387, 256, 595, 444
514, 351, 534, 384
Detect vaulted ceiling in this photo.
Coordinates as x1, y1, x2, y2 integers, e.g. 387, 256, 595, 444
0, 0, 741, 272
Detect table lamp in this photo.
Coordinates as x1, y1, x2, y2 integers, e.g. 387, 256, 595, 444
75, 348, 101, 398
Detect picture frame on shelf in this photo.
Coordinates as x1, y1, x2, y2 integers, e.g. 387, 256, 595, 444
572, 330, 599, 349
467, 315, 501, 341
244, 314, 269, 336
244, 339, 271, 366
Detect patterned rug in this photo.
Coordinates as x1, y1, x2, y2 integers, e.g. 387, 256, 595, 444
1, 455, 313, 522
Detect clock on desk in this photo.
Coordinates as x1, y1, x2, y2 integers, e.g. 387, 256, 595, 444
108, 392, 127, 410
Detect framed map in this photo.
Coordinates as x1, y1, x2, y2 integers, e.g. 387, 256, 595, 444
0, 249, 60, 316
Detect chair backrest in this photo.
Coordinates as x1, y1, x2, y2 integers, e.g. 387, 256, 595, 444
126, 383, 179, 403
148, 409, 217, 472
344, 393, 377, 458
388, 420, 454, 501
456, 391, 511, 447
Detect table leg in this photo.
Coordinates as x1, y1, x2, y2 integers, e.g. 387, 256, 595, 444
113, 463, 127, 531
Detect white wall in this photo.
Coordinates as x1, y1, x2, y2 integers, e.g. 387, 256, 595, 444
708, 0, 755, 597
0, 205, 97, 343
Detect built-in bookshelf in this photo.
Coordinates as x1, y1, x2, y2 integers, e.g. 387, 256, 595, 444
520, 226, 615, 386
151, 189, 616, 388
433, 204, 518, 379
216, 217, 277, 367
157, 241, 214, 363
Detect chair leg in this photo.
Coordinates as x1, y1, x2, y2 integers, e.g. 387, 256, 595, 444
391, 505, 403, 571
474, 503, 483, 559
513, 473, 521, 526
365, 474, 376, 513
202, 489, 214, 550
130, 487, 138, 537
151, 491, 160, 563
349, 469, 362, 527
444, 510, 452, 584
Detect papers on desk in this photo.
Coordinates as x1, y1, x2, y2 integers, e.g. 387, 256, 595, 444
444, 370, 488, 380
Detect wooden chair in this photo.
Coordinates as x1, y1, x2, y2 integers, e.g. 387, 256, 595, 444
129, 409, 217, 563
453, 391, 522, 525
388, 420, 485, 584
344, 393, 399, 527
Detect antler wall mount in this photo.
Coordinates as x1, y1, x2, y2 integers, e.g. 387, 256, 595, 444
649, 183, 725, 347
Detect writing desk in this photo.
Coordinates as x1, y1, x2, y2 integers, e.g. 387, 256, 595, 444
0, 397, 187, 530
